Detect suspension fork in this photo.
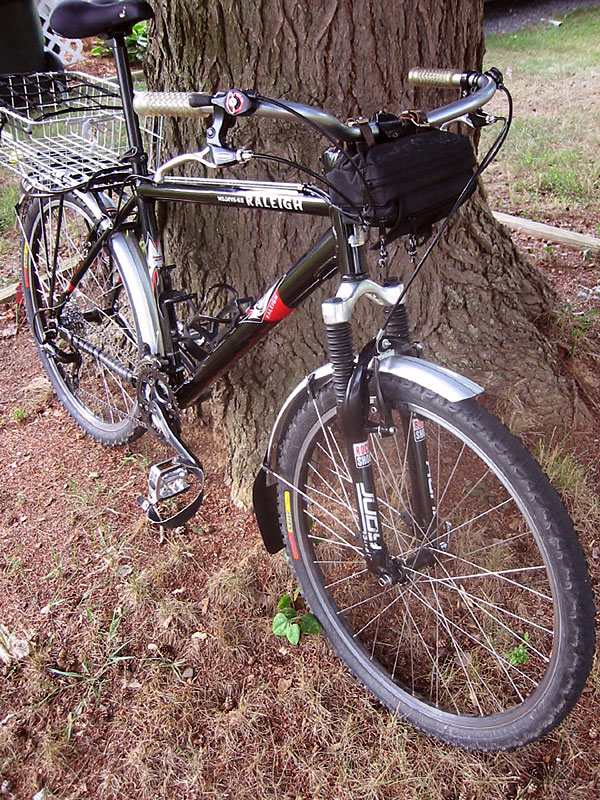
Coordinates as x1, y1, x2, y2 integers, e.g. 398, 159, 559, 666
322, 220, 401, 584
322, 220, 441, 581
383, 309, 439, 552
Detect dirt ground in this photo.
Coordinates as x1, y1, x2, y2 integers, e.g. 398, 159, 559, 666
1, 13, 600, 800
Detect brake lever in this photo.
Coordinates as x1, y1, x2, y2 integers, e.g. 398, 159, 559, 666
153, 147, 253, 182
440, 109, 499, 130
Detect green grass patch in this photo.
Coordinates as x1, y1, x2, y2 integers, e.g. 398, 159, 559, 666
482, 8, 600, 212
485, 7, 600, 76
0, 171, 19, 233
493, 115, 600, 207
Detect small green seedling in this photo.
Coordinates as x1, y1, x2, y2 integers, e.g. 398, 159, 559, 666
10, 407, 27, 423
272, 589, 322, 646
505, 632, 531, 666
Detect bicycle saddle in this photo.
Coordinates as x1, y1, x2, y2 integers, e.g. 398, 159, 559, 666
50, 0, 153, 40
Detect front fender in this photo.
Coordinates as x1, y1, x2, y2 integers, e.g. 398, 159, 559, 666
252, 355, 483, 554
377, 354, 483, 403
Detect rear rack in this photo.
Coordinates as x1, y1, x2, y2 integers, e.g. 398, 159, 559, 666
0, 71, 161, 194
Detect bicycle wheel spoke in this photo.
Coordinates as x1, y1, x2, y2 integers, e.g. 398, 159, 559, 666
23, 196, 142, 441
283, 378, 576, 721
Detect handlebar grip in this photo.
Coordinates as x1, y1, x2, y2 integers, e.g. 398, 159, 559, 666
408, 68, 466, 88
133, 91, 212, 118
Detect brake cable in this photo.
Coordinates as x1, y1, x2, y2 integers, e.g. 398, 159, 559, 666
376, 83, 513, 347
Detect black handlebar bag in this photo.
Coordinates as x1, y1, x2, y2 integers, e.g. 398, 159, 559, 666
327, 127, 477, 240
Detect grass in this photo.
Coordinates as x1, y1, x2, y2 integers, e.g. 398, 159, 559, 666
553, 303, 600, 356
485, 8, 600, 74
0, 169, 21, 282
0, 176, 18, 234
482, 7, 600, 213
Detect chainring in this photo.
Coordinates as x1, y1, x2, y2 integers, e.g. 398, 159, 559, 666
135, 357, 181, 438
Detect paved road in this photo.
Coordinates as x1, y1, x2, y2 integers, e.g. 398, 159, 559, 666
484, 0, 600, 33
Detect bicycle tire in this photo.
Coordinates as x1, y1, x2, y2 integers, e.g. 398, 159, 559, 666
21, 192, 146, 445
275, 374, 595, 750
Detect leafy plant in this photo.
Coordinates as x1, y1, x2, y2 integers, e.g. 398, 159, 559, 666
505, 632, 531, 666
91, 21, 148, 63
272, 589, 322, 646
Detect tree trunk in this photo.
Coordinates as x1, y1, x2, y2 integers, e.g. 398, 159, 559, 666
145, 0, 576, 505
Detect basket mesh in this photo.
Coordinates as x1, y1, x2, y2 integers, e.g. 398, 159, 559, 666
0, 71, 161, 193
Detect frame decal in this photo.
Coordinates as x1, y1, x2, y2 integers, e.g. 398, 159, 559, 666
246, 283, 292, 323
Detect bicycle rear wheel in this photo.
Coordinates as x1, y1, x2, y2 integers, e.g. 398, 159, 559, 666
21, 193, 145, 445
276, 375, 595, 750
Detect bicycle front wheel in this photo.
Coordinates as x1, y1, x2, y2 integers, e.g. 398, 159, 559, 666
276, 375, 595, 750
21, 193, 145, 445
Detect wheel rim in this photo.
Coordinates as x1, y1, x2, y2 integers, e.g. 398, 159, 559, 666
25, 198, 140, 435
291, 392, 560, 724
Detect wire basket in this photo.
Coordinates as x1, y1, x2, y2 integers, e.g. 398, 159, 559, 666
0, 71, 162, 194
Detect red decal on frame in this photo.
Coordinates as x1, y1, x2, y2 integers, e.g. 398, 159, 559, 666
263, 289, 292, 322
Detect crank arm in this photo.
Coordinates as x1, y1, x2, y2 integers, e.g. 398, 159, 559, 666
147, 397, 203, 472
137, 397, 205, 528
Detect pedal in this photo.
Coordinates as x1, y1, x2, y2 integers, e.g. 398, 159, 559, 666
135, 358, 205, 528
138, 458, 204, 529
148, 458, 191, 504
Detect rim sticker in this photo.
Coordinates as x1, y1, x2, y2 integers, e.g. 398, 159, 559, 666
284, 491, 299, 560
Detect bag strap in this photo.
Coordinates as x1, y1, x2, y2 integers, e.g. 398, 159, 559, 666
401, 108, 429, 127
346, 117, 376, 148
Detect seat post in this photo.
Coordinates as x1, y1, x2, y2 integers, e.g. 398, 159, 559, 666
109, 32, 161, 250
111, 33, 147, 176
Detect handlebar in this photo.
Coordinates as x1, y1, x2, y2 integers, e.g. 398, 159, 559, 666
133, 68, 501, 142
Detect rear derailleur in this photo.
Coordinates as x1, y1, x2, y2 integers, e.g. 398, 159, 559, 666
135, 357, 204, 528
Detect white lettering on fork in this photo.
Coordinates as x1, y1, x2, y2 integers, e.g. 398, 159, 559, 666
356, 482, 382, 551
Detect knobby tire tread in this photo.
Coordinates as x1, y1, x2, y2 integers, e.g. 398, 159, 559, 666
275, 376, 595, 751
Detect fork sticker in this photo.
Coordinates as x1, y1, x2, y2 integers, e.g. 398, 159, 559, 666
356, 482, 381, 550
413, 418, 426, 442
353, 440, 372, 468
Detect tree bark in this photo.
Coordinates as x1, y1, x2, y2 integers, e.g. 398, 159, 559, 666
145, 0, 576, 504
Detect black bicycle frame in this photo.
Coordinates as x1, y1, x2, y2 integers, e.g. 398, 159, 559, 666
58, 34, 436, 573
136, 179, 341, 408
102, 34, 362, 412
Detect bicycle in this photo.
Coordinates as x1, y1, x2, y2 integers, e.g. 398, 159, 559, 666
0, 0, 594, 751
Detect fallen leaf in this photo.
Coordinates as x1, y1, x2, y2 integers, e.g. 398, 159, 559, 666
277, 677, 292, 694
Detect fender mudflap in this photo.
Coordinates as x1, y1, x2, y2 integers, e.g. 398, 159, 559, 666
252, 466, 285, 554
